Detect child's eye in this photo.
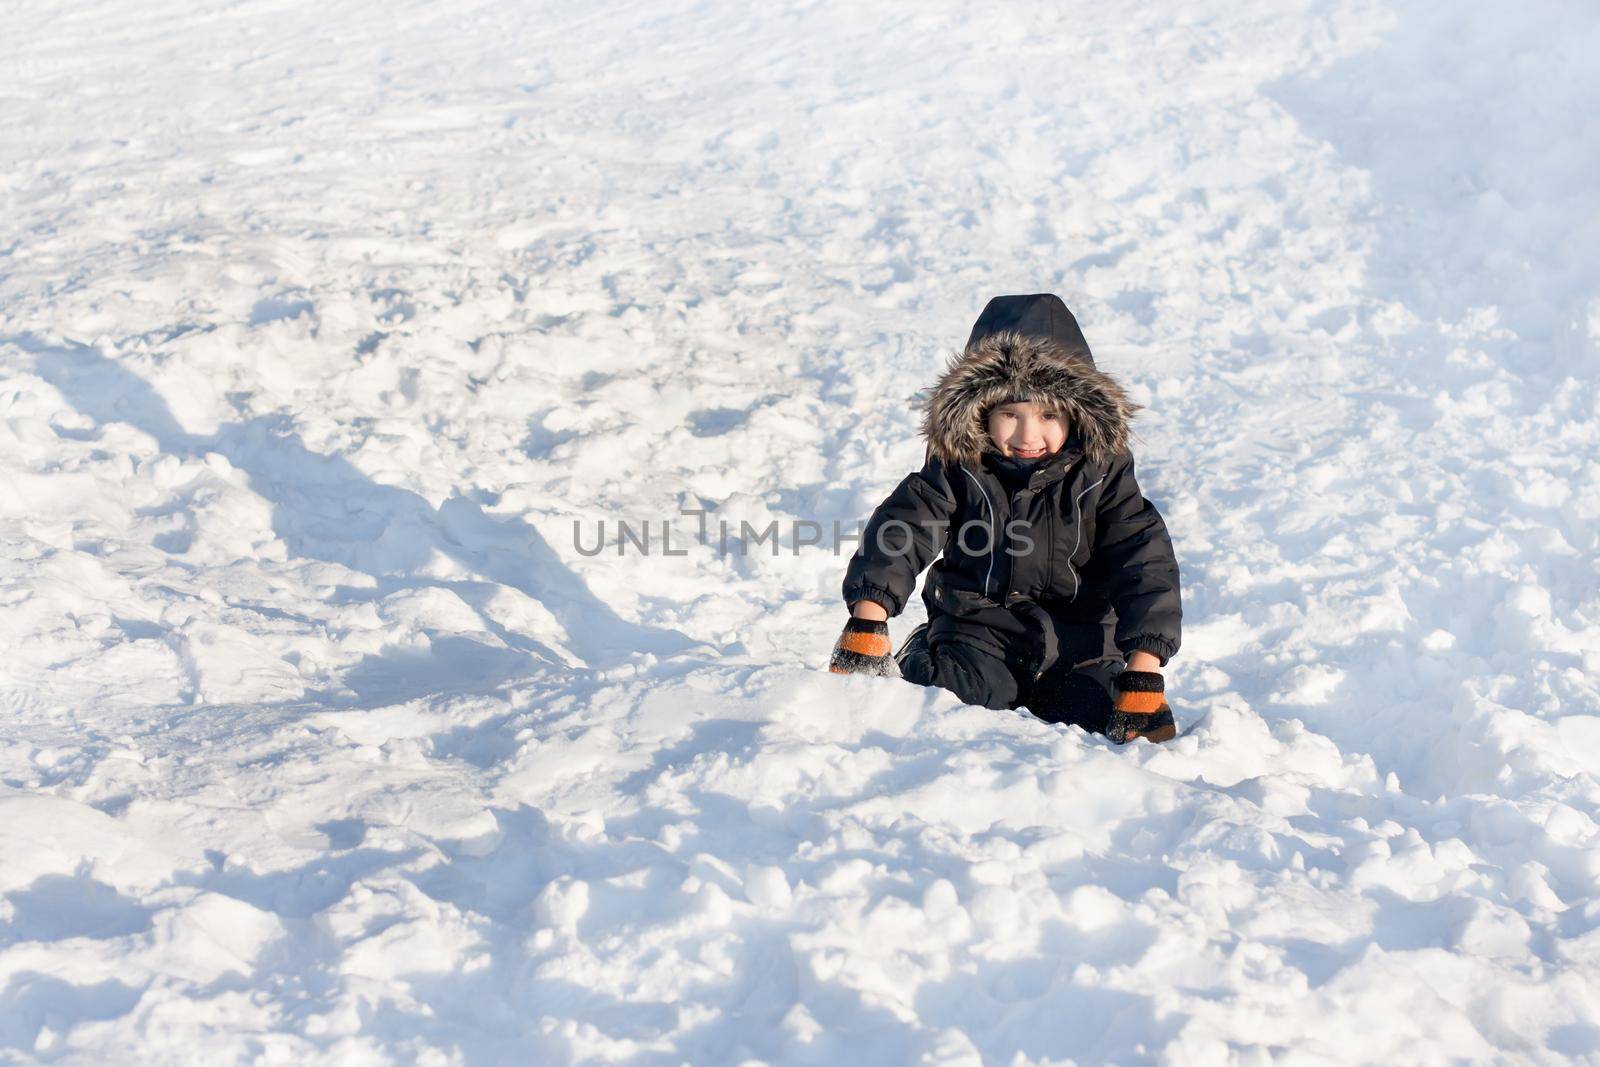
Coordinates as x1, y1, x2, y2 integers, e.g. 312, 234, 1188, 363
1042, 412, 1060, 420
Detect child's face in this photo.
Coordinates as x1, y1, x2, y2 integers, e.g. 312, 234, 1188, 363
986, 401, 1066, 459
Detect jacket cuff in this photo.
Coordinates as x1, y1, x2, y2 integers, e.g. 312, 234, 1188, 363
844, 583, 902, 617
1118, 634, 1176, 667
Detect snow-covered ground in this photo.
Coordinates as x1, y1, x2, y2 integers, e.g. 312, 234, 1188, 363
3, 0, 1598, 1062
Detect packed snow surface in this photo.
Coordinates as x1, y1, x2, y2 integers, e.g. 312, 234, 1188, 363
3, 0, 1599, 1063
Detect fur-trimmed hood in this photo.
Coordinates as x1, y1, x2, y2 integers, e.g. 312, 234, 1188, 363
922, 294, 1139, 469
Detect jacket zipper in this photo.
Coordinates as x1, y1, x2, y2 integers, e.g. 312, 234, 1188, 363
961, 468, 998, 601
1066, 476, 1105, 601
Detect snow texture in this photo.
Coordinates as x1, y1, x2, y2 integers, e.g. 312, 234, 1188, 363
2, 0, 1599, 1063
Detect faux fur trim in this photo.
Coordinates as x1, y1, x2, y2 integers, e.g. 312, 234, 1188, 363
921, 330, 1139, 469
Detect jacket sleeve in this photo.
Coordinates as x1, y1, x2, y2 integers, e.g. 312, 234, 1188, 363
1086, 453, 1182, 665
841, 457, 959, 617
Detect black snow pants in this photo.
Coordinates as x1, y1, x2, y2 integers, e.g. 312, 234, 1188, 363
896, 620, 1125, 733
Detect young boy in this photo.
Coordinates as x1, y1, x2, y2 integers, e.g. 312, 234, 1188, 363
828, 293, 1181, 743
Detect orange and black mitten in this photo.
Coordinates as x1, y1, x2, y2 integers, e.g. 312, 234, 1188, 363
1106, 670, 1177, 744
828, 618, 897, 677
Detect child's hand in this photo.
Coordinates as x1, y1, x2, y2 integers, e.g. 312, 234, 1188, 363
1106, 670, 1177, 743
828, 617, 898, 677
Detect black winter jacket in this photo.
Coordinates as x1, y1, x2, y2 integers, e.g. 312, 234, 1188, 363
841, 294, 1181, 680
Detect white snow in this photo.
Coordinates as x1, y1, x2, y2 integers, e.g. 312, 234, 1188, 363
3, 0, 1599, 1063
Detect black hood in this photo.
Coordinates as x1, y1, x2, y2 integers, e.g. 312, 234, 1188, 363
922, 294, 1136, 469
967, 293, 1095, 366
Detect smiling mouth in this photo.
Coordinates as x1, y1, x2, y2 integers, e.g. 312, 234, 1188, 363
1012, 447, 1047, 458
